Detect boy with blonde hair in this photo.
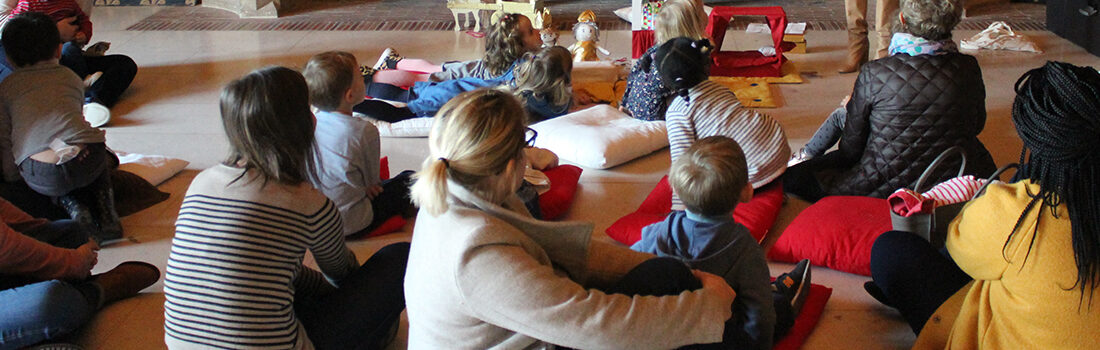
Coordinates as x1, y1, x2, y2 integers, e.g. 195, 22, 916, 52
303, 51, 413, 236
632, 136, 810, 349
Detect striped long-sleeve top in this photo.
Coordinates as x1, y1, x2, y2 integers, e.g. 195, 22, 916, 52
666, 80, 790, 209
164, 165, 357, 350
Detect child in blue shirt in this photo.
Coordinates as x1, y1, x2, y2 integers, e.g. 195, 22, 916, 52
353, 46, 573, 123
631, 136, 811, 349
302, 51, 415, 236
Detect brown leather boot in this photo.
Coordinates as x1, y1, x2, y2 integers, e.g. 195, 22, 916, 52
839, 32, 870, 74
89, 261, 160, 308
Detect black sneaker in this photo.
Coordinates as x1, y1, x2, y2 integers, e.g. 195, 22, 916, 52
774, 259, 812, 316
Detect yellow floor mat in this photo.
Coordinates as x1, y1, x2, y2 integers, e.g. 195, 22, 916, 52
573, 62, 802, 109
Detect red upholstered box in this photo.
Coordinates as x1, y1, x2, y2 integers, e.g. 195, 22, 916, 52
766, 196, 894, 276
606, 176, 784, 245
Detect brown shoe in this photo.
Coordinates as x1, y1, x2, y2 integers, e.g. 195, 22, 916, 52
89, 261, 160, 308
838, 33, 870, 74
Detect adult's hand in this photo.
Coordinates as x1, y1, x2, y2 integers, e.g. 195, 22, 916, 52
75, 240, 100, 278
365, 185, 384, 200
694, 269, 736, 302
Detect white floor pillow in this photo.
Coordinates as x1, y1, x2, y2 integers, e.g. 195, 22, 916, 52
531, 104, 667, 169
115, 151, 190, 186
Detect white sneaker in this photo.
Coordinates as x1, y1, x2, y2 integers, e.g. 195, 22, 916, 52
373, 48, 403, 71
83, 102, 111, 127
787, 148, 814, 167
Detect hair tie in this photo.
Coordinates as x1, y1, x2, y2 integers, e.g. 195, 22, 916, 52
438, 157, 450, 168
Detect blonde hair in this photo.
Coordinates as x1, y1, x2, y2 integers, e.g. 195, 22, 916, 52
655, 0, 709, 44
513, 46, 573, 109
411, 89, 528, 216
669, 136, 748, 216
486, 14, 534, 77
303, 51, 358, 111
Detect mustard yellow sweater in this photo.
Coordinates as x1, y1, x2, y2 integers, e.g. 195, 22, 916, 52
944, 180, 1100, 349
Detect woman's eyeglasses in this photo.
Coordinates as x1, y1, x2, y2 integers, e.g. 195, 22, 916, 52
525, 128, 538, 147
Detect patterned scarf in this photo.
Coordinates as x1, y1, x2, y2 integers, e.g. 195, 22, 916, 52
888, 32, 958, 56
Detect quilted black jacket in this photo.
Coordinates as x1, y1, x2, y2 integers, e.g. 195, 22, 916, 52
818, 52, 996, 198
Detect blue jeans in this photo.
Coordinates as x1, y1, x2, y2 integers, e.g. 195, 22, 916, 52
0, 220, 97, 349
0, 280, 98, 350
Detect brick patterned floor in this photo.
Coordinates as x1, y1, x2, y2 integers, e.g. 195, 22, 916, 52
125, 0, 1047, 31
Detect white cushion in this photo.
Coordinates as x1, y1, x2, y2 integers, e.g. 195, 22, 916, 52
354, 112, 434, 138
531, 104, 667, 169
115, 151, 190, 186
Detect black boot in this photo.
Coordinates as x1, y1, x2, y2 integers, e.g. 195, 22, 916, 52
58, 194, 94, 229
91, 176, 124, 245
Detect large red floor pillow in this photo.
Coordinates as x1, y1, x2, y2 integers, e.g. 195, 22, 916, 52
766, 196, 893, 276
357, 157, 407, 239
538, 165, 584, 220
605, 176, 784, 245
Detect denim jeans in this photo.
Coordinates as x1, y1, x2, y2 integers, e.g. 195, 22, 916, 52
0, 220, 98, 349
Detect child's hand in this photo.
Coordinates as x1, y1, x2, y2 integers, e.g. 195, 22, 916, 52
75, 240, 100, 278
694, 269, 736, 303
365, 185, 384, 200
84, 42, 110, 57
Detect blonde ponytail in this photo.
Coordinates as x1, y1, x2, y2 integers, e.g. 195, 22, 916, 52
410, 89, 528, 216
411, 157, 452, 216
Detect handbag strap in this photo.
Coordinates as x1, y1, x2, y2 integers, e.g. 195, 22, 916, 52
913, 146, 968, 193
973, 163, 1020, 198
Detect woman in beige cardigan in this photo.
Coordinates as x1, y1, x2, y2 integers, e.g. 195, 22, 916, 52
404, 88, 737, 349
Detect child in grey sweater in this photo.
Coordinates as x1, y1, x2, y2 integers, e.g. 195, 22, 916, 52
632, 136, 811, 349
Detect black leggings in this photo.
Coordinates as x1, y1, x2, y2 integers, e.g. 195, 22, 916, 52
869, 231, 972, 334
351, 78, 419, 123
60, 43, 137, 107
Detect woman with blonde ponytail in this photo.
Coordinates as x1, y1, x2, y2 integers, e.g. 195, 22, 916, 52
404, 88, 738, 349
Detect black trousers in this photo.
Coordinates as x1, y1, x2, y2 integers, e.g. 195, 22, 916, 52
869, 231, 972, 334
296, 242, 411, 350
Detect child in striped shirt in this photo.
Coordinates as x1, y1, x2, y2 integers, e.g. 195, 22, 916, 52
646, 37, 790, 209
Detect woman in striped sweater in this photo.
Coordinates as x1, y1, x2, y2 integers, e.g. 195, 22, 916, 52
647, 37, 790, 209
163, 67, 409, 350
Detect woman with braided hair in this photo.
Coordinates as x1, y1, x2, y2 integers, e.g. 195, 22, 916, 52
866, 61, 1100, 349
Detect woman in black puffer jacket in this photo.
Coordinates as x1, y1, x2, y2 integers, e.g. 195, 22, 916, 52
783, 0, 995, 201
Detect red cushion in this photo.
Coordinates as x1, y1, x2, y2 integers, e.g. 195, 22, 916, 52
774, 283, 833, 350
606, 176, 784, 245
538, 165, 584, 220
364, 156, 404, 238
766, 196, 893, 276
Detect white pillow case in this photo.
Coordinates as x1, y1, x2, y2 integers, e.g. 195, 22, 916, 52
531, 104, 667, 169
115, 151, 190, 186
354, 113, 435, 138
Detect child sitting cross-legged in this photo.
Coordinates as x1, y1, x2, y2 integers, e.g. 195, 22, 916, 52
302, 51, 415, 237
646, 37, 791, 210
631, 136, 811, 350
353, 45, 573, 123
0, 12, 123, 244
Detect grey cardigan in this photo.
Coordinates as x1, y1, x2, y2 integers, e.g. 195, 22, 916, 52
405, 182, 732, 349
